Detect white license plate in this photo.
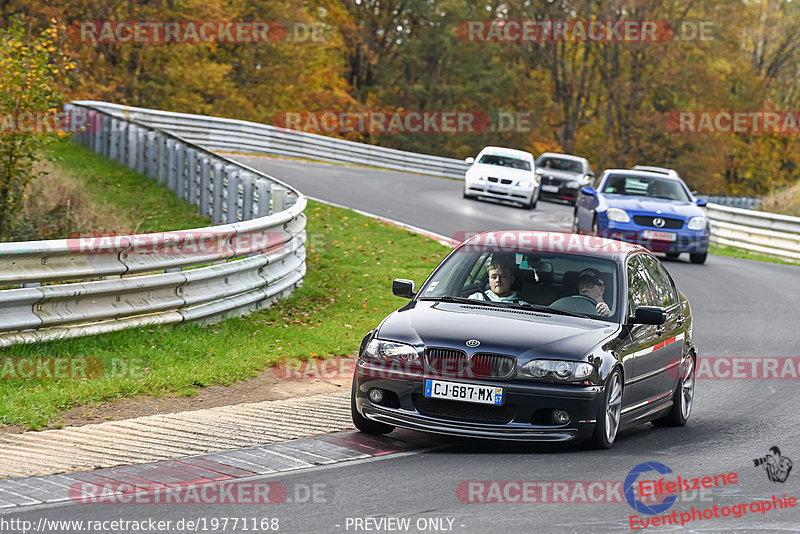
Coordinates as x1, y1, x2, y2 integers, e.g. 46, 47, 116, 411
541, 185, 559, 193
424, 379, 504, 405
643, 230, 677, 242
488, 184, 507, 193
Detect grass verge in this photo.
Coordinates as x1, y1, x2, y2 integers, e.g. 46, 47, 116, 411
709, 244, 798, 267
1, 146, 449, 427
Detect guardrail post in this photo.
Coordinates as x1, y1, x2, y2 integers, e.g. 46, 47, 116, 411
136, 128, 147, 174
212, 163, 226, 224
226, 169, 241, 223
127, 124, 137, 168
272, 186, 287, 214
156, 134, 167, 184
146, 132, 158, 179
116, 121, 128, 165
199, 157, 211, 216
167, 140, 177, 191
240, 172, 255, 220
256, 180, 272, 217
175, 144, 186, 199
107, 117, 117, 161
186, 148, 198, 204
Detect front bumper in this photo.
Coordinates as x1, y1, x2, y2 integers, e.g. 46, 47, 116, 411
598, 222, 709, 254
466, 181, 535, 203
354, 361, 604, 442
539, 184, 579, 202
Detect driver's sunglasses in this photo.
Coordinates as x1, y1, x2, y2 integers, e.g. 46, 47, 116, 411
579, 280, 598, 289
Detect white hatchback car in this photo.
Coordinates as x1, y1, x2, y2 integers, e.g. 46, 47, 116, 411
463, 146, 539, 209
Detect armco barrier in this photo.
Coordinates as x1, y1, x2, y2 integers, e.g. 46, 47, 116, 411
704, 203, 800, 262
72, 101, 471, 179
0, 103, 307, 347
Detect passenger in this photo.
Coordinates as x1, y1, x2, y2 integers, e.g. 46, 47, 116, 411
578, 268, 611, 316
470, 257, 530, 305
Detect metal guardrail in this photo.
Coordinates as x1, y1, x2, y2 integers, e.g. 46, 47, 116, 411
705, 203, 800, 262
696, 195, 760, 210
72, 101, 471, 179
0, 103, 308, 346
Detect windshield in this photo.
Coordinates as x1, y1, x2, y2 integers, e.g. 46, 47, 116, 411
418, 248, 620, 322
601, 174, 691, 201
477, 154, 532, 171
537, 157, 583, 174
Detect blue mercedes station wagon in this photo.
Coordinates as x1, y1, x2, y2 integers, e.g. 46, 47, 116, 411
351, 231, 698, 449
572, 170, 710, 264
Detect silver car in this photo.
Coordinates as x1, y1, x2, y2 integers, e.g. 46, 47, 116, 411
536, 153, 595, 205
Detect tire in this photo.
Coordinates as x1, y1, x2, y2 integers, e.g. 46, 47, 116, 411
665, 252, 680, 259
588, 368, 623, 449
653, 355, 695, 427
351, 377, 395, 435
592, 216, 600, 237
526, 190, 538, 210
689, 251, 707, 264
571, 213, 580, 233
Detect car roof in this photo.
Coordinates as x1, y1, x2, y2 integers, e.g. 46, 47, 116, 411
478, 146, 534, 159
631, 165, 679, 176
602, 169, 684, 182
458, 230, 649, 264
537, 152, 587, 162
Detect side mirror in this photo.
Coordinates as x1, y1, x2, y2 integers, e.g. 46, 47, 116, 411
630, 306, 666, 325
696, 198, 707, 207
392, 279, 415, 299
581, 186, 596, 196
465, 157, 475, 165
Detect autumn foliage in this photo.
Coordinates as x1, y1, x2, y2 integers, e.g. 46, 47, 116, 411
3, 0, 800, 200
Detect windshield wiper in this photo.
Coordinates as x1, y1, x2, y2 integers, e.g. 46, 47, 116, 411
419, 296, 511, 308
517, 303, 591, 318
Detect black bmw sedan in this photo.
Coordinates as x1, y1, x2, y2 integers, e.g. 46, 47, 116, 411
351, 231, 697, 449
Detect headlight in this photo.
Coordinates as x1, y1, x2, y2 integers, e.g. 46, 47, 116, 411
521, 360, 595, 381
606, 208, 631, 223
518, 180, 532, 188
567, 180, 580, 188
687, 216, 707, 230
363, 339, 420, 363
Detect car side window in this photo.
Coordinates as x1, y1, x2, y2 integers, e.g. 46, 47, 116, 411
640, 255, 677, 307
627, 256, 656, 315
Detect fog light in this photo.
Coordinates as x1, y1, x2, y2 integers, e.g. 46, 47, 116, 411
552, 410, 570, 425
368, 388, 384, 404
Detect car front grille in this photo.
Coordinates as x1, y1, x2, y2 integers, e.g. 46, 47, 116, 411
633, 215, 684, 229
487, 177, 514, 185
412, 394, 517, 424
424, 348, 516, 379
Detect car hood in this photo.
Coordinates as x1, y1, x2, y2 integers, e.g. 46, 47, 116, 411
603, 195, 703, 218
538, 169, 581, 181
469, 163, 533, 179
377, 301, 618, 361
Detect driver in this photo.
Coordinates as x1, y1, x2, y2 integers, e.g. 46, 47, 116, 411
470, 257, 530, 305
578, 268, 611, 316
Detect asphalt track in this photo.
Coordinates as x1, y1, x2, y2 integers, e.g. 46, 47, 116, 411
3, 158, 799, 533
